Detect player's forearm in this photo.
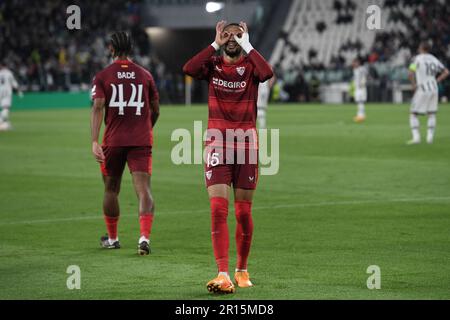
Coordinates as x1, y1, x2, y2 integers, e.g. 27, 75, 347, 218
437, 69, 449, 83
183, 45, 216, 78
90, 101, 104, 143
248, 50, 274, 82
408, 72, 416, 88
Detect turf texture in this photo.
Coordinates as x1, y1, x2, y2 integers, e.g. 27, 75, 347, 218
0, 103, 449, 299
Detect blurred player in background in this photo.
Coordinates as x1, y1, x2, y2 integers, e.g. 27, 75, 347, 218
352, 57, 367, 123
91, 31, 160, 255
0, 61, 22, 131
184, 21, 273, 294
257, 75, 275, 129
408, 42, 449, 144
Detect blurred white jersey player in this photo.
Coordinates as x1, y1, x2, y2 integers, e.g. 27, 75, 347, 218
257, 75, 275, 129
0, 62, 21, 131
352, 57, 367, 123
408, 42, 449, 144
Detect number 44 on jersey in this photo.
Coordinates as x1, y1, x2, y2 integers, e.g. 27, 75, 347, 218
109, 83, 144, 115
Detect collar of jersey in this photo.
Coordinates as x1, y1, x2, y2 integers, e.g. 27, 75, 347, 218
221, 55, 245, 66
114, 59, 132, 64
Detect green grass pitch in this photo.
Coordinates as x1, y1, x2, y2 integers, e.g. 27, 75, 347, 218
0, 103, 449, 299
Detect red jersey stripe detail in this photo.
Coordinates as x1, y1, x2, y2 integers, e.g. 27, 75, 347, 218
100, 162, 108, 176
208, 99, 256, 122
207, 119, 255, 130
147, 154, 152, 175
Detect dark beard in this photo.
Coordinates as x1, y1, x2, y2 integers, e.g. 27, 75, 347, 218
224, 47, 242, 58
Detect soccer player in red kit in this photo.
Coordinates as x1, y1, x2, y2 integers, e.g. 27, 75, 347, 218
183, 21, 273, 293
91, 31, 160, 255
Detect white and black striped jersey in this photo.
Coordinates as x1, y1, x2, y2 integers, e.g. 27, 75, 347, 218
409, 54, 445, 92
353, 65, 367, 89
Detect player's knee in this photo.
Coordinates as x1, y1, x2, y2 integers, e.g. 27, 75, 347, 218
210, 197, 228, 221
105, 189, 120, 199
235, 200, 252, 218
105, 184, 120, 195
104, 177, 121, 194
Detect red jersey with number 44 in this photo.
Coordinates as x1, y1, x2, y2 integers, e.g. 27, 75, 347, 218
91, 59, 159, 147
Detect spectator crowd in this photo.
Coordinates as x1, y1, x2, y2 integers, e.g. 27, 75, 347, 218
0, 0, 185, 103
1, 0, 449, 104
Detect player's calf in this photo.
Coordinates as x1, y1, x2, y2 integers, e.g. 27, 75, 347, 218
426, 113, 436, 144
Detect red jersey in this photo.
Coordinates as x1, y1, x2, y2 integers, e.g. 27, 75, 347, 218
91, 59, 159, 147
183, 46, 273, 149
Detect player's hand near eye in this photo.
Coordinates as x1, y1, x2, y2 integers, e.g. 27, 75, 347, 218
233, 21, 253, 53
214, 20, 231, 48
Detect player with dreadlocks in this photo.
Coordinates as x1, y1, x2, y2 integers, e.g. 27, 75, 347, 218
91, 31, 160, 255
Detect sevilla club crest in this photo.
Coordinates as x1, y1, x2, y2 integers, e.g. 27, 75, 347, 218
236, 67, 245, 76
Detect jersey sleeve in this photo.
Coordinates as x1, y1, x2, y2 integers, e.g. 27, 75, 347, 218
247, 49, 274, 82
91, 75, 105, 100
183, 45, 216, 80
435, 57, 446, 72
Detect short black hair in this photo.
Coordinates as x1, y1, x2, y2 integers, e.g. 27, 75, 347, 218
419, 41, 431, 52
110, 31, 132, 57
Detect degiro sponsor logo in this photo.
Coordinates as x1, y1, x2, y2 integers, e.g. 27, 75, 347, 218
212, 77, 247, 89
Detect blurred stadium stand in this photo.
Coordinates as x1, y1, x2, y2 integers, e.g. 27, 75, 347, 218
0, 0, 448, 104
0, 0, 151, 92
269, 0, 450, 103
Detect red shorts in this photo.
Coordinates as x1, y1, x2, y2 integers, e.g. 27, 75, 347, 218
204, 146, 258, 190
100, 146, 152, 176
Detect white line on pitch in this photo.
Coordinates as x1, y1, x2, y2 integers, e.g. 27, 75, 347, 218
0, 196, 449, 226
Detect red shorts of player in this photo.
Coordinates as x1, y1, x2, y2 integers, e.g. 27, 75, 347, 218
204, 146, 258, 190
100, 146, 152, 176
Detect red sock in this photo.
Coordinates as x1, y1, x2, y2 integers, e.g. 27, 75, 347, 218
104, 215, 119, 240
235, 200, 253, 270
210, 197, 229, 273
139, 213, 154, 239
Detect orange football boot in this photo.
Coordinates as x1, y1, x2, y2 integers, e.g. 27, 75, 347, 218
206, 274, 235, 294
234, 271, 253, 288
353, 115, 366, 123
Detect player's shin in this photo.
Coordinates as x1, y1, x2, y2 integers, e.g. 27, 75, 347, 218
357, 103, 365, 117
210, 197, 230, 273
0, 108, 9, 123
234, 200, 253, 271
427, 113, 436, 143
410, 113, 421, 142
139, 213, 154, 242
